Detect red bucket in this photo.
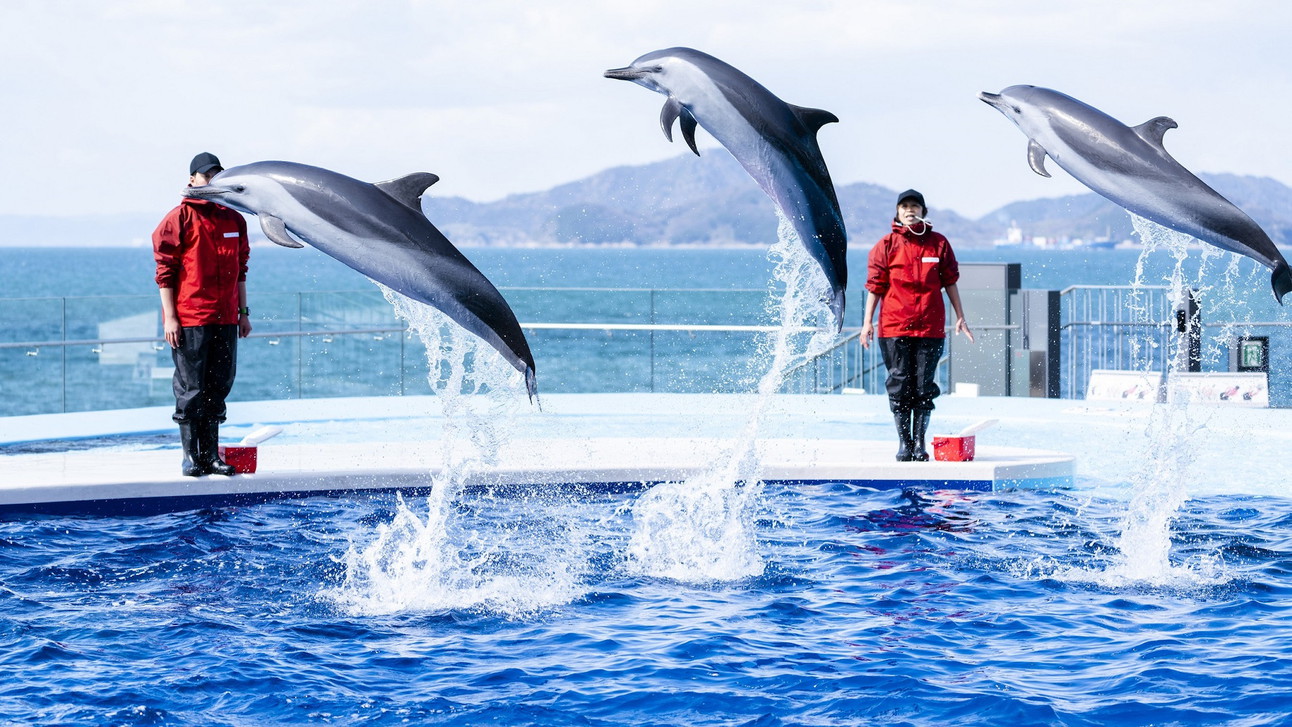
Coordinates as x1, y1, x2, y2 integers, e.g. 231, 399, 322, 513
217, 445, 258, 474
932, 435, 975, 462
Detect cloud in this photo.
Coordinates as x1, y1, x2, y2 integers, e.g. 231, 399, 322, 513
1, 0, 1290, 219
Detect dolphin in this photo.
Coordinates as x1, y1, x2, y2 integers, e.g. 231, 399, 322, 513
980, 85, 1292, 303
604, 47, 848, 329
183, 161, 537, 398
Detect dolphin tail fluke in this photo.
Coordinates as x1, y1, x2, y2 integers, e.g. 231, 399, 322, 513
830, 288, 845, 333
524, 366, 539, 405
1273, 261, 1292, 305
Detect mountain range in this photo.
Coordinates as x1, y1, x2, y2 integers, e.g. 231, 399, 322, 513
4, 153, 1291, 249
421, 153, 1292, 249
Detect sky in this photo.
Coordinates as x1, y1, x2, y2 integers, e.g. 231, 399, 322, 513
3, 0, 1291, 221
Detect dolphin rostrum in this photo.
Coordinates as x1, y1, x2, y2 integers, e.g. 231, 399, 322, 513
980, 85, 1292, 303
183, 161, 537, 398
605, 47, 848, 328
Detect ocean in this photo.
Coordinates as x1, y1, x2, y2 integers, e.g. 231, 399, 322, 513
2, 243, 1290, 415
2, 244, 1270, 298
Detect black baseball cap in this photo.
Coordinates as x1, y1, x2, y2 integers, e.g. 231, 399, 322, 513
190, 152, 223, 175
896, 189, 926, 210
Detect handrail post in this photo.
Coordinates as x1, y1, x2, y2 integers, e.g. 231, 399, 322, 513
1174, 287, 1202, 373
61, 297, 67, 413
297, 292, 303, 399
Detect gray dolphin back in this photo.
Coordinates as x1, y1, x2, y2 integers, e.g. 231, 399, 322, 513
199, 161, 538, 397
982, 85, 1292, 304
608, 47, 848, 327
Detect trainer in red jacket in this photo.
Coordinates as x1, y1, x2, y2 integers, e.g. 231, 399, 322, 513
860, 189, 974, 462
152, 152, 251, 477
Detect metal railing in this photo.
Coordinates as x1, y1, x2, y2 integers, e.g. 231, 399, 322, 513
11, 284, 1279, 416
1059, 285, 1173, 399
1, 321, 859, 401
1058, 284, 1291, 404
0, 287, 874, 415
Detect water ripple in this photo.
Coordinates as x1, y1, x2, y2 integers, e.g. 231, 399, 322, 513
0, 486, 1289, 724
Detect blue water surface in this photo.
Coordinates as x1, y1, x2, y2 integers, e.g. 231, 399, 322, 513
2, 485, 1289, 725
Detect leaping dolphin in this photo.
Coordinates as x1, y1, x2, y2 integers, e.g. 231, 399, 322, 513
183, 161, 537, 398
605, 47, 848, 329
980, 85, 1292, 303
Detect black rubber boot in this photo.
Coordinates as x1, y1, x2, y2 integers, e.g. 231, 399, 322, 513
911, 410, 931, 462
893, 409, 914, 462
199, 420, 237, 476
179, 421, 207, 477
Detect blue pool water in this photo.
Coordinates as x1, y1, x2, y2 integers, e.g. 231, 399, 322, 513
3, 485, 1290, 725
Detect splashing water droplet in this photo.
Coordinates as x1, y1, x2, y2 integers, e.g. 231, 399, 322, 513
626, 216, 833, 582
329, 285, 591, 616
1074, 216, 1233, 588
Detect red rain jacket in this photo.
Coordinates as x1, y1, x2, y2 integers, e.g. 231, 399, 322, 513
153, 197, 250, 327
865, 221, 960, 338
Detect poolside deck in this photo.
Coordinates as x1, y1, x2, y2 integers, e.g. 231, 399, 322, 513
0, 393, 1086, 514
0, 436, 1074, 514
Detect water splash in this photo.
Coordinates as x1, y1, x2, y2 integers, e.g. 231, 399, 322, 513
625, 474, 766, 582
377, 284, 525, 468
329, 286, 588, 616
333, 492, 593, 617
1063, 216, 1231, 587
625, 217, 834, 582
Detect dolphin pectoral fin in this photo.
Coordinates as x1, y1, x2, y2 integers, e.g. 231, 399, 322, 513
375, 173, 441, 212
1132, 116, 1178, 149
1027, 140, 1052, 178
679, 107, 700, 156
788, 104, 840, 134
260, 215, 305, 248
659, 97, 682, 142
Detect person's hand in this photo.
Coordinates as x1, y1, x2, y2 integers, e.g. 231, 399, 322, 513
860, 322, 874, 349
238, 314, 253, 338
955, 317, 974, 343
164, 315, 182, 349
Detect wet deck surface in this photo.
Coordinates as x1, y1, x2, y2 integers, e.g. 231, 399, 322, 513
0, 393, 1081, 512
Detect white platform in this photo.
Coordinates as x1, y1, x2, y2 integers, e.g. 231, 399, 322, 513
0, 393, 1086, 514
0, 435, 1074, 513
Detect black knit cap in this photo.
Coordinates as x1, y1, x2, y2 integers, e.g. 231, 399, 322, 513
189, 152, 223, 175
896, 189, 926, 210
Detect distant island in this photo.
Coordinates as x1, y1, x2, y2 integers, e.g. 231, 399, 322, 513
4, 152, 1291, 249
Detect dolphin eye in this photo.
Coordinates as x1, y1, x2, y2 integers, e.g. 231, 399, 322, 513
233, 185, 246, 193
1011, 106, 1021, 114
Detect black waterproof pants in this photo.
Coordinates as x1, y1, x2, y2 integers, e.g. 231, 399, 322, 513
878, 336, 944, 413
172, 324, 238, 424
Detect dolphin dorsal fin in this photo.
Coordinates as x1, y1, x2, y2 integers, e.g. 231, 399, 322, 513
260, 215, 305, 249
1132, 116, 1178, 148
788, 104, 839, 134
1027, 139, 1051, 178
375, 173, 440, 212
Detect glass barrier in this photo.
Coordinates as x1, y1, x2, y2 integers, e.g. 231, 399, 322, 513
0, 289, 872, 416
